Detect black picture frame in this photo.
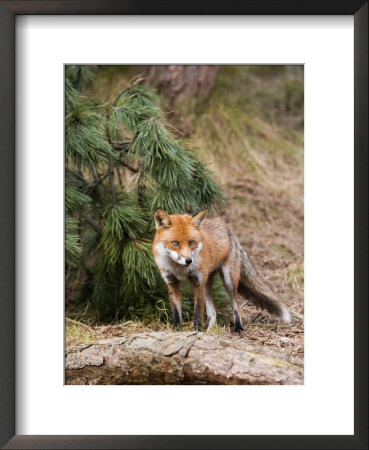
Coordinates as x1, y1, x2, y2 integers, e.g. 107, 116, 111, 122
0, 1, 367, 449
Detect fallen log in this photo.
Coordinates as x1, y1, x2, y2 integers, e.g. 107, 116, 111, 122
65, 331, 303, 385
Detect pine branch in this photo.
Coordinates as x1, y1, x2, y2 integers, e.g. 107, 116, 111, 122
67, 167, 111, 186
84, 214, 102, 234
119, 160, 139, 173
105, 113, 131, 151
92, 167, 99, 181
137, 161, 144, 205
68, 168, 86, 184
110, 140, 131, 151
109, 158, 117, 207
96, 169, 111, 184
116, 168, 123, 186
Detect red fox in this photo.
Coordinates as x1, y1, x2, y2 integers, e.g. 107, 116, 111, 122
153, 208, 291, 331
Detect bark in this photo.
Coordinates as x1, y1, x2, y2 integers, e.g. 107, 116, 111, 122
146, 65, 220, 105
66, 331, 303, 385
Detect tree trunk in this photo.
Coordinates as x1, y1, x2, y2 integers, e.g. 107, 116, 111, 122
146, 65, 220, 105
66, 331, 303, 385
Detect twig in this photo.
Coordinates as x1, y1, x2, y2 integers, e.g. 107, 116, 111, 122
119, 160, 139, 173
92, 167, 99, 182
84, 214, 102, 234
67, 167, 110, 186
67, 168, 86, 184
105, 115, 131, 151
110, 140, 131, 151
109, 158, 117, 207
116, 167, 123, 187
105, 114, 118, 207
137, 161, 144, 205
95, 169, 111, 183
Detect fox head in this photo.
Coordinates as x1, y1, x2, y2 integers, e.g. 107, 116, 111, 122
154, 208, 208, 266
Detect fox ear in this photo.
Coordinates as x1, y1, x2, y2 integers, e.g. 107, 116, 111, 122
154, 208, 172, 230
191, 209, 208, 228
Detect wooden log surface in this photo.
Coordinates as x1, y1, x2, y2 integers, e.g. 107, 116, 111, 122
66, 331, 303, 385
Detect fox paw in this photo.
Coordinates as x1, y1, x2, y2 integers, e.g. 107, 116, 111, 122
234, 319, 244, 333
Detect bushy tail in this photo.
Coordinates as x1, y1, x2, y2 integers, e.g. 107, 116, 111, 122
238, 247, 291, 322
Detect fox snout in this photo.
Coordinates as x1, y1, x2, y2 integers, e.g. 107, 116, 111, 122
177, 248, 193, 264
177, 253, 192, 265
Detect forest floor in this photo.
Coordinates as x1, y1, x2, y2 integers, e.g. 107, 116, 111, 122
66, 66, 304, 362
66, 169, 304, 360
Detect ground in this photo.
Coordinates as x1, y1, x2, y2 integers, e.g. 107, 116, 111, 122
66, 65, 304, 362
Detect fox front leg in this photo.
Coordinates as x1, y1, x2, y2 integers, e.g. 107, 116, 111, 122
205, 278, 217, 331
167, 282, 182, 330
192, 283, 206, 331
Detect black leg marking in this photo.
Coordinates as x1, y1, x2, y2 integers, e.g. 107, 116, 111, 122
171, 304, 182, 331
194, 302, 202, 331
233, 310, 243, 332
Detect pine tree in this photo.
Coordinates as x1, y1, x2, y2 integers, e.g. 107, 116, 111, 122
65, 65, 223, 321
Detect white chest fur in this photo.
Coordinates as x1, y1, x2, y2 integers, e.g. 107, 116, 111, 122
154, 242, 203, 283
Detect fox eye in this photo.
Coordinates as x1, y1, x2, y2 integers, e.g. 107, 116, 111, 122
189, 240, 195, 246
172, 241, 179, 246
